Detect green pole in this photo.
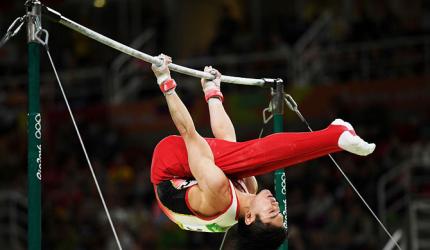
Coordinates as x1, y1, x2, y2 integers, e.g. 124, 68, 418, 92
272, 80, 288, 250
27, 1, 42, 250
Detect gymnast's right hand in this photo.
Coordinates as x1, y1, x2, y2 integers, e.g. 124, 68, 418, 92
151, 54, 172, 85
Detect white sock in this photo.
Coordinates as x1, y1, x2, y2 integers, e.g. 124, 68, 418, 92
338, 131, 376, 156
332, 118, 376, 156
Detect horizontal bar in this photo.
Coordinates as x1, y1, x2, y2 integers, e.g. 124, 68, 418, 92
43, 6, 280, 87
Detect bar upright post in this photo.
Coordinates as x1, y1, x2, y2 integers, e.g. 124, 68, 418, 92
272, 79, 288, 250
27, 1, 42, 250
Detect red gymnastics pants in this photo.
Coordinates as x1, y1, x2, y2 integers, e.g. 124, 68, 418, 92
150, 124, 347, 185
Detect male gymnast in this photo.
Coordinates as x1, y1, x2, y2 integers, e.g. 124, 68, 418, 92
150, 54, 375, 249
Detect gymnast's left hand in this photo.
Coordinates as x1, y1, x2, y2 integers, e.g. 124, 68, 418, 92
152, 54, 172, 85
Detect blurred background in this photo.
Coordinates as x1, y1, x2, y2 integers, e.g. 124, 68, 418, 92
1, 0, 430, 249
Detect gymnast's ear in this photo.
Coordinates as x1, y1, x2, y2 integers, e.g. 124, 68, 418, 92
245, 210, 256, 225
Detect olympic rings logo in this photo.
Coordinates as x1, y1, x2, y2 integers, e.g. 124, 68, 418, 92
35, 113, 41, 139
281, 172, 286, 195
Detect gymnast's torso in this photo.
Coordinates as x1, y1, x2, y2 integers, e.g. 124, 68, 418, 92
154, 178, 250, 232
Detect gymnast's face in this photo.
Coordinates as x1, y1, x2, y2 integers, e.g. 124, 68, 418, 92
246, 189, 283, 227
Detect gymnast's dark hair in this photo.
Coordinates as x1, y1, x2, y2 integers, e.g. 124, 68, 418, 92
220, 216, 287, 250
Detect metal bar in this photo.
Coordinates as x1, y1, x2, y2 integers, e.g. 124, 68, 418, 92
42, 6, 273, 87
27, 1, 42, 249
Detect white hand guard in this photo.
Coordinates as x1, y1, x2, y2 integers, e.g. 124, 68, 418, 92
201, 66, 223, 102
151, 54, 172, 85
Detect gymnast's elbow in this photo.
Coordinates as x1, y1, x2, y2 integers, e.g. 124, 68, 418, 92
177, 124, 197, 138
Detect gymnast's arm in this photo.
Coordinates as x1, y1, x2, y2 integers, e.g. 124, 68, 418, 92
202, 67, 258, 194
153, 56, 231, 214
201, 66, 236, 142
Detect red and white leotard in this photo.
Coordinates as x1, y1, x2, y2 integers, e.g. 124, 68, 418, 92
151, 124, 352, 232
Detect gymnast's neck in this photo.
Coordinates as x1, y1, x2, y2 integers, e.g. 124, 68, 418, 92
235, 188, 255, 218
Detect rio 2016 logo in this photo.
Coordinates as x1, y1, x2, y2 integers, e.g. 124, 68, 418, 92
35, 113, 42, 180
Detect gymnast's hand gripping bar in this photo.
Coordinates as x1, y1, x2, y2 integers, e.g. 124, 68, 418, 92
42, 5, 281, 87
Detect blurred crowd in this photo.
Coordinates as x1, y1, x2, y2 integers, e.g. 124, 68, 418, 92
1, 0, 430, 249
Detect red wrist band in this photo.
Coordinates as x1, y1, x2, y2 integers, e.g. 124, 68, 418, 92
160, 78, 176, 93
205, 89, 224, 102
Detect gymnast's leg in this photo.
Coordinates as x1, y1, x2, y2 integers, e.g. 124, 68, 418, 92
212, 118, 376, 178
152, 117, 376, 181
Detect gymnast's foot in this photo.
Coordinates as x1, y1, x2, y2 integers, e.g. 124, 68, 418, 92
331, 119, 376, 156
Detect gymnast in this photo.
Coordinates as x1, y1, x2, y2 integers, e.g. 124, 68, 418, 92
150, 54, 375, 249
